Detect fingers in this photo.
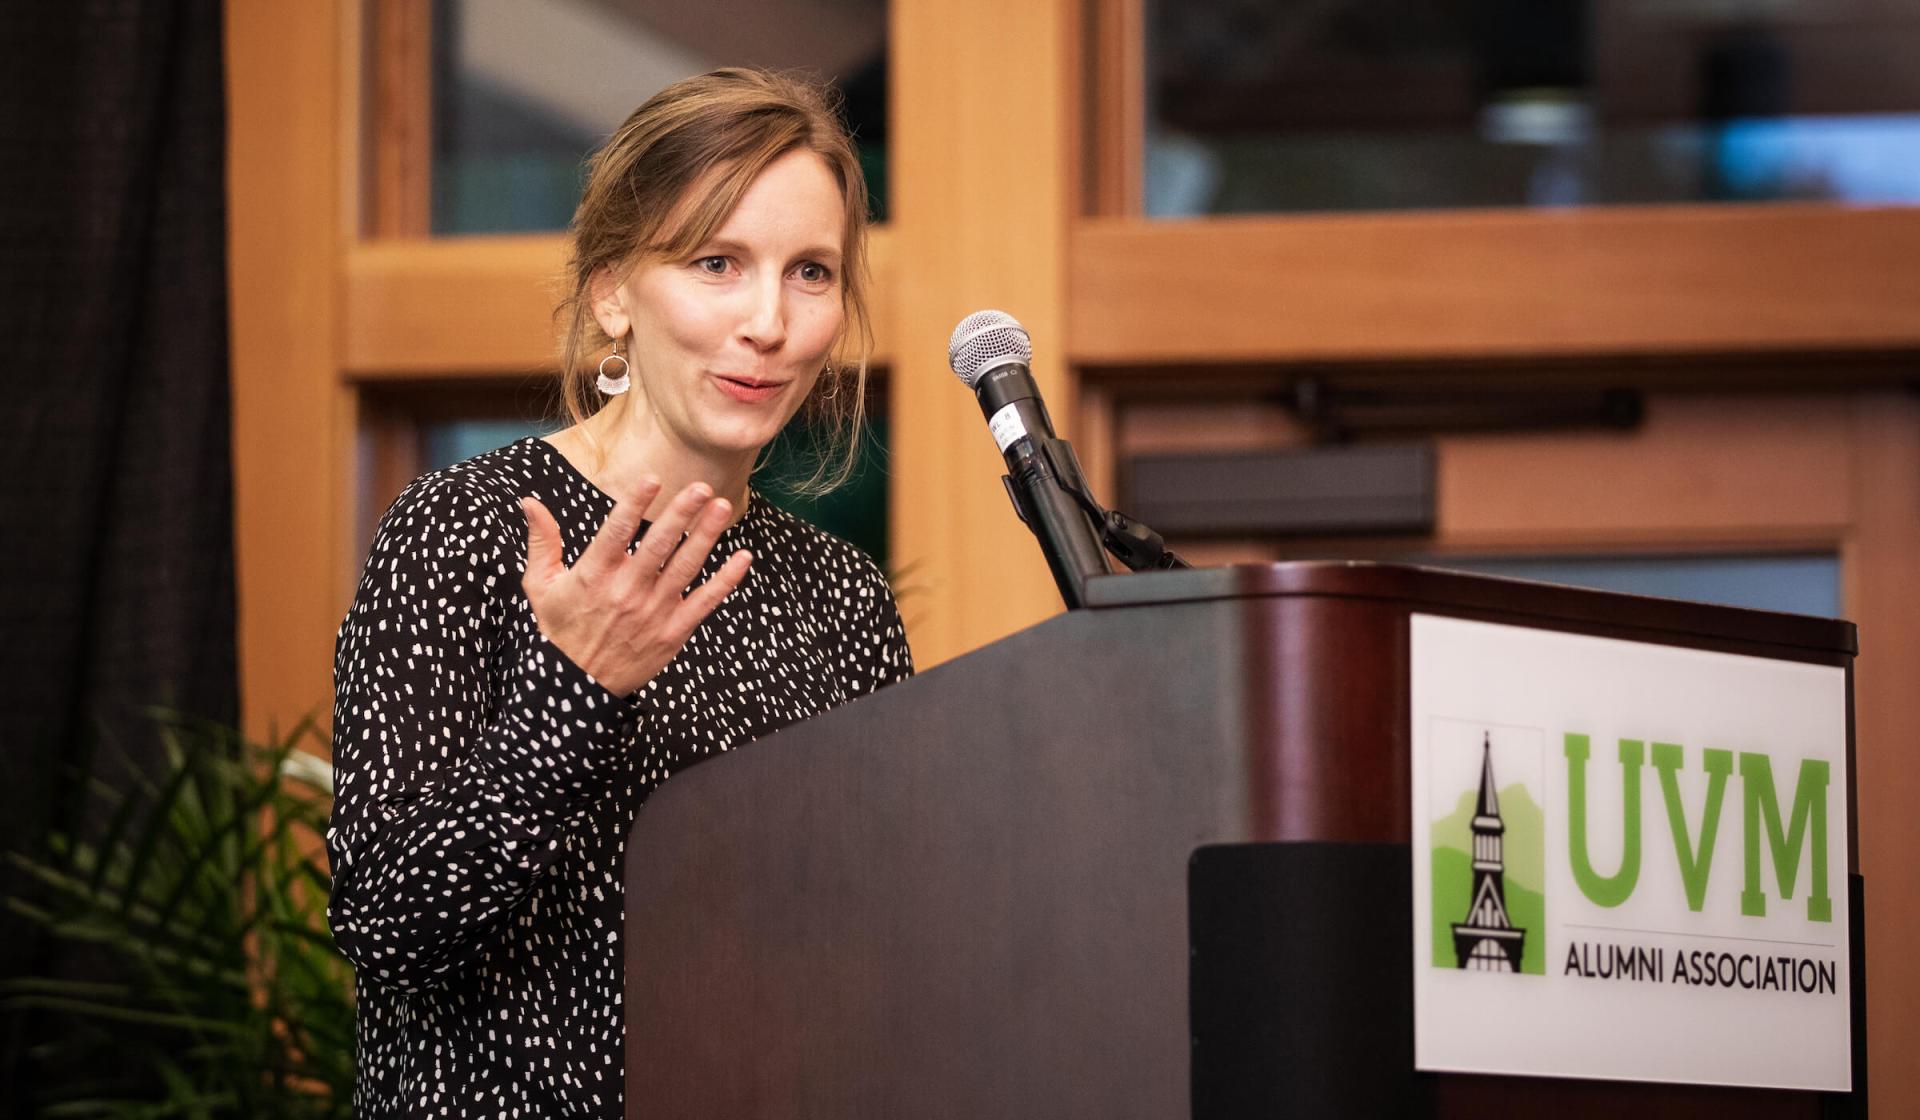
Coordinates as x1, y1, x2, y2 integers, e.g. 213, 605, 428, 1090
632, 482, 716, 573
520, 498, 564, 588
667, 549, 753, 640
578, 476, 663, 576
570, 479, 740, 609
656, 495, 734, 594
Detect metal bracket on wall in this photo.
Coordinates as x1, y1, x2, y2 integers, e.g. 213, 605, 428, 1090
1287, 379, 1643, 443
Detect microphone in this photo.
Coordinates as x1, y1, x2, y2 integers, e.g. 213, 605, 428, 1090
948, 310, 1110, 609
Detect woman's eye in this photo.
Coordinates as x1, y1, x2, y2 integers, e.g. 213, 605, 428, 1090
696, 256, 729, 275
795, 262, 832, 284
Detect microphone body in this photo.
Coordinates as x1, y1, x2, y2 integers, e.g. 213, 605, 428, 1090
964, 348, 1110, 609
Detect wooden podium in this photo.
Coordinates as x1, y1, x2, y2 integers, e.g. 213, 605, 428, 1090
622, 563, 1865, 1118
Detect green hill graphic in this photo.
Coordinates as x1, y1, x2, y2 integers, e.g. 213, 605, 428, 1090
1431, 782, 1545, 975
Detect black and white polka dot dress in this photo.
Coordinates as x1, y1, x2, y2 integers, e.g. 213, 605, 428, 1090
326, 437, 912, 1118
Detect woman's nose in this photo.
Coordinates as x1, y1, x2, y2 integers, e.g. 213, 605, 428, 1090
738, 275, 787, 352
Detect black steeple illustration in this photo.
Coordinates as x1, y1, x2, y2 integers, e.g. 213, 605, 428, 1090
1452, 733, 1527, 971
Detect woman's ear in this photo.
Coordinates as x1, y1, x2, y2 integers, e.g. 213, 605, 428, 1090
587, 265, 630, 341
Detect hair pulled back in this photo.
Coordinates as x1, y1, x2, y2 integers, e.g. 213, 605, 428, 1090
556, 67, 873, 492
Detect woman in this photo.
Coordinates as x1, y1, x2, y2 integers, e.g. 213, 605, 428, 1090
327, 69, 912, 1118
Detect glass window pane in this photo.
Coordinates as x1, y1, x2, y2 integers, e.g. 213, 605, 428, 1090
422, 417, 543, 470
1407, 553, 1840, 617
1144, 0, 1920, 216
431, 0, 888, 235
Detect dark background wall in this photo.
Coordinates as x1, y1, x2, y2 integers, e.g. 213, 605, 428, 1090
0, 1, 236, 1109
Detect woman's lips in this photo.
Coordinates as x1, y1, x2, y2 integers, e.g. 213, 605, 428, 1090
712, 374, 783, 404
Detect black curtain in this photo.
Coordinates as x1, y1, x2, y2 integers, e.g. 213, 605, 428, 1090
0, 0, 236, 1109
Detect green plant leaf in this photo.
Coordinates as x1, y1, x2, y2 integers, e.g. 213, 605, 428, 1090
8, 713, 355, 1116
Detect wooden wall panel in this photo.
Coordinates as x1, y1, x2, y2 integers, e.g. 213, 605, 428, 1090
1842, 392, 1920, 1116
344, 236, 569, 375
889, 0, 1079, 665
1084, 0, 1143, 216
1435, 395, 1854, 551
1071, 207, 1920, 364
227, 0, 355, 735
367, 0, 432, 238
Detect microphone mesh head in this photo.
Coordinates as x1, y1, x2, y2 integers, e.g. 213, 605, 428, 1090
947, 310, 1032, 387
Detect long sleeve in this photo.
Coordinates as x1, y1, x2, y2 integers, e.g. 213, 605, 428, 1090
326, 477, 641, 992
841, 553, 914, 694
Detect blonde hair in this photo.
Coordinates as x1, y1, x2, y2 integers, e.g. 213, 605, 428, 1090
555, 67, 873, 492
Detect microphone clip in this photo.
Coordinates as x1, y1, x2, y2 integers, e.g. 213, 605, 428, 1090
1030, 438, 1190, 574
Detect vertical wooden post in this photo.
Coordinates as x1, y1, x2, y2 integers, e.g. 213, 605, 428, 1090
1844, 391, 1920, 1115
226, 0, 357, 736
368, 0, 434, 239
890, 0, 1080, 665
1086, 0, 1144, 217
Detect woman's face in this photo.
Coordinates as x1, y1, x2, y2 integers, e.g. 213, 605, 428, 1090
595, 148, 847, 467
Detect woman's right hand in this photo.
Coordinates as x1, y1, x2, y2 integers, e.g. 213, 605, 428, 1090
519, 479, 752, 697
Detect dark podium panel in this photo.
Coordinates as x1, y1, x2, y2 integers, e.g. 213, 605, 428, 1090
622, 563, 1863, 1119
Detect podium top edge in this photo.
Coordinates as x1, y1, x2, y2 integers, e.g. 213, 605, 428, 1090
1083, 562, 1858, 658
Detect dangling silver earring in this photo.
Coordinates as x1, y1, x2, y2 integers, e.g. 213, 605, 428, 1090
597, 338, 631, 396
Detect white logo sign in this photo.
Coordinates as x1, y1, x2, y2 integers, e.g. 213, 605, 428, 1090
1411, 614, 1850, 1091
